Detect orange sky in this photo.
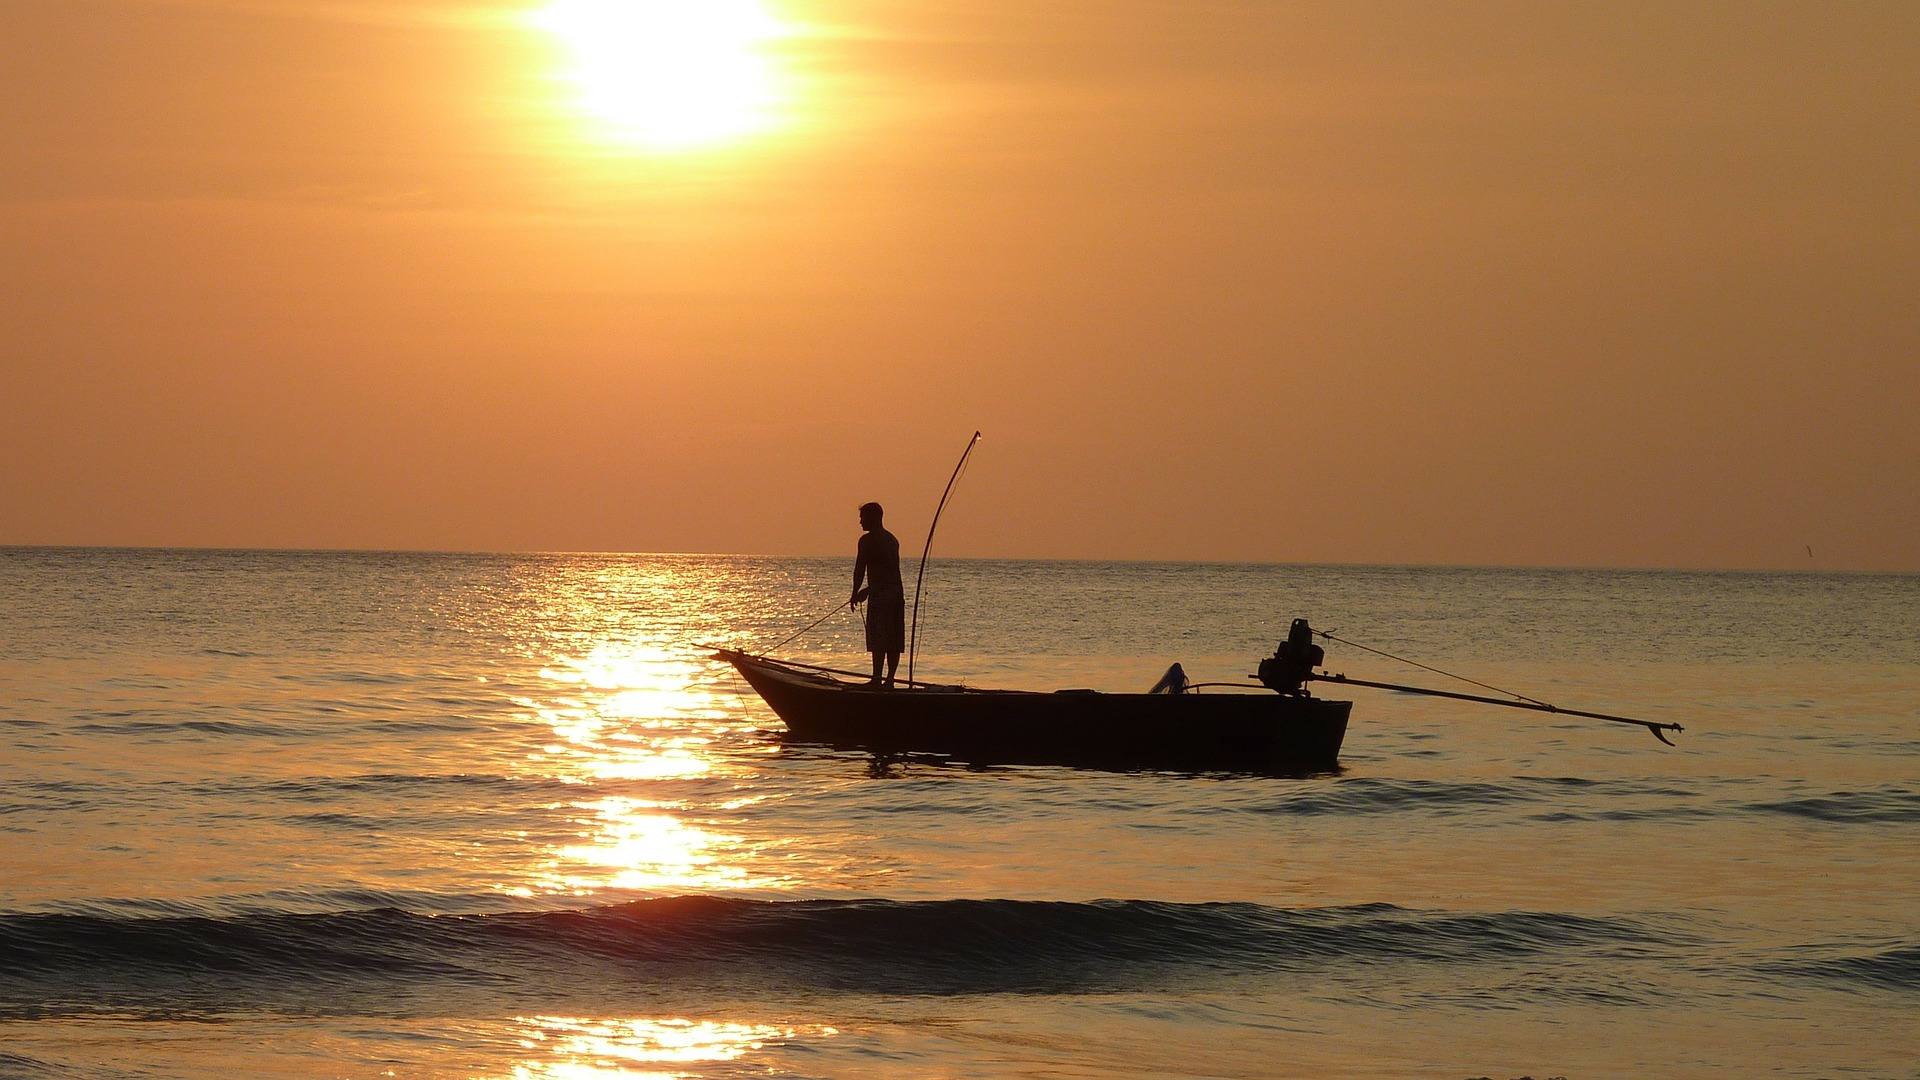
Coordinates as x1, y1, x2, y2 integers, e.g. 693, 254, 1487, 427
3, 0, 1915, 569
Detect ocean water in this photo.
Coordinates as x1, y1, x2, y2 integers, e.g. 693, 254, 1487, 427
0, 548, 1915, 1079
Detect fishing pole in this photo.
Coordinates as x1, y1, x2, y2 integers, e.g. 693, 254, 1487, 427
760, 596, 856, 655
907, 430, 982, 686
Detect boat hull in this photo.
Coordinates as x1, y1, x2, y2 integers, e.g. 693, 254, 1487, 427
721, 651, 1349, 771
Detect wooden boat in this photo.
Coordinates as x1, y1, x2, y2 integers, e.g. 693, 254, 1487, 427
716, 648, 1351, 771
727, 438, 1682, 771
717, 614, 1683, 770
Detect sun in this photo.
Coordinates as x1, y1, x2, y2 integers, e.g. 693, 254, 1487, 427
530, 0, 790, 151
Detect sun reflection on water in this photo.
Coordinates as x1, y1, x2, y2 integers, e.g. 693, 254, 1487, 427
542, 796, 786, 893
507, 1015, 836, 1079
519, 641, 791, 896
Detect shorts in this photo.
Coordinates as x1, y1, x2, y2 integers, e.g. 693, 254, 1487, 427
865, 595, 906, 653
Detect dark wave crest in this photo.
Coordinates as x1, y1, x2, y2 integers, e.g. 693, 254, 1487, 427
1740, 787, 1920, 824
0, 897, 1682, 1013
0, 1051, 61, 1079
1762, 942, 1920, 991
1216, 777, 1721, 820
1234, 778, 1532, 816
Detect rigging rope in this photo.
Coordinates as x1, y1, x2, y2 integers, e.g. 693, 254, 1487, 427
1311, 628, 1553, 707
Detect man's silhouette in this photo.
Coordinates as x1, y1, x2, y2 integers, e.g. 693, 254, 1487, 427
849, 501, 904, 687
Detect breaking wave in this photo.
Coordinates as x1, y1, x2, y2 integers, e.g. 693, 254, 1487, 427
1761, 943, 1920, 992
0, 897, 1683, 1013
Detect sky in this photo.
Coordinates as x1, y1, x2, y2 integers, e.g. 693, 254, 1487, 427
2, 0, 1916, 570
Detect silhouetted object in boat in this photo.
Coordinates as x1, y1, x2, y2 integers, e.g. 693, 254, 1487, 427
1257, 618, 1325, 695
1148, 663, 1189, 695
850, 501, 905, 687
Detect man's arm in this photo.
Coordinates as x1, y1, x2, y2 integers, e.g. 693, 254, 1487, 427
850, 539, 869, 609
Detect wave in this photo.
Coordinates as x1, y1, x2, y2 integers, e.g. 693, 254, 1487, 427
7, 770, 738, 803
1761, 943, 1920, 991
0, 898, 1682, 1012
1231, 778, 1536, 816
66, 715, 509, 740
68, 718, 309, 739
1217, 776, 1703, 818
24, 888, 592, 925
231, 772, 544, 798
1525, 807, 1716, 823
1739, 788, 1920, 824
0, 1052, 60, 1079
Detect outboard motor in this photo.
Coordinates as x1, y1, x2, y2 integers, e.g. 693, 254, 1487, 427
1258, 618, 1324, 695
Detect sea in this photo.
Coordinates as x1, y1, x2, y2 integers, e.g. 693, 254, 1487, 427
1, 548, 1915, 1079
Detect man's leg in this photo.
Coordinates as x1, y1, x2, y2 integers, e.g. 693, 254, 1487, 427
884, 651, 900, 687
870, 651, 884, 684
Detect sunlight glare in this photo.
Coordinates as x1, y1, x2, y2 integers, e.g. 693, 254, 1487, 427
531, 0, 790, 150
508, 1016, 836, 1078
514, 636, 790, 897
544, 797, 793, 893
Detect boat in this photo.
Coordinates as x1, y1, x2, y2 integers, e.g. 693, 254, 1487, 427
719, 435, 1683, 769
717, 615, 1683, 771
712, 434, 1344, 770
714, 623, 1351, 771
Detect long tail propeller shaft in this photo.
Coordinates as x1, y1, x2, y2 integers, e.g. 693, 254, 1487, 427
1307, 671, 1683, 745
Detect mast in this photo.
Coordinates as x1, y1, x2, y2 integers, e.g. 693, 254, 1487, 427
907, 431, 981, 686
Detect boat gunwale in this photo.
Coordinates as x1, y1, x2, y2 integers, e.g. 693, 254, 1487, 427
715, 648, 1304, 701
716, 648, 1040, 696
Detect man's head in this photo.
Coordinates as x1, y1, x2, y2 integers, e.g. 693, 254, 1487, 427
859, 502, 883, 531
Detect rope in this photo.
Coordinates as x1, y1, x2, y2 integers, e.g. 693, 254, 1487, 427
760, 598, 853, 655
1312, 628, 1552, 707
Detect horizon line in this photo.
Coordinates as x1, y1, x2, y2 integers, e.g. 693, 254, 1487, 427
0, 543, 1907, 577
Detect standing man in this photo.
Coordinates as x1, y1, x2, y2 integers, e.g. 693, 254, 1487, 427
849, 501, 905, 687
